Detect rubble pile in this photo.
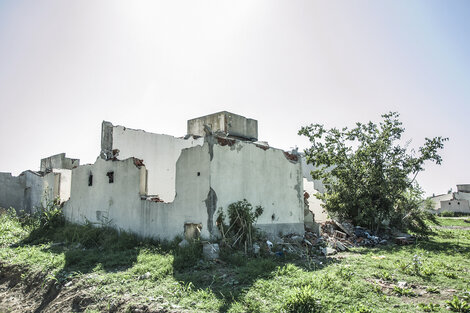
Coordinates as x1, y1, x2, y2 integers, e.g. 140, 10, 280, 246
257, 220, 417, 258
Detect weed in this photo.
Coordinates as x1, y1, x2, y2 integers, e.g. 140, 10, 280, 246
443, 271, 458, 279
373, 271, 393, 281
336, 267, 355, 281
446, 295, 470, 312
216, 199, 263, 251
347, 305, 373, 313
412, 254, 423, 275
173, 240, 202, 271
281, 285, 323, 313
440, 211, 455, 217
372, 283, 383, 294
426, 286, 440, 294
418, 302, 440, 312
393, 286, 416, 297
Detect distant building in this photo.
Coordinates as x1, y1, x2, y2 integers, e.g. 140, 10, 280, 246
429, 184, 470, 215
0, 153, 79, 213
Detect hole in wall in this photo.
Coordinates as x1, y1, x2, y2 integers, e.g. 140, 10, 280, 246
184, 223, 202, 240
107, 171, 114, 183
88, 173, 93, 186
197, 172, 200, 176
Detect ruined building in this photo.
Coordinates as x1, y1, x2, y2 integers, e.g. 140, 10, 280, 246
1, 112, 319, 240
0, 153, 79, 213
429, 184, 470, 215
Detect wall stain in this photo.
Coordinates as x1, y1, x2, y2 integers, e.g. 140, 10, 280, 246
205, 187, 218, 236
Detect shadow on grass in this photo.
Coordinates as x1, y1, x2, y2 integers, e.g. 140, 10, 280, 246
18, 222, 142, 274
172, 243, 341, 313
16, 221, 340, 312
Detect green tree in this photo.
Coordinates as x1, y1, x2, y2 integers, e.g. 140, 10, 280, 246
299, 112, 447, 234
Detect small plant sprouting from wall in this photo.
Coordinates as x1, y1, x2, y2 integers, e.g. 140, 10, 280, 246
216, 199, 263, 252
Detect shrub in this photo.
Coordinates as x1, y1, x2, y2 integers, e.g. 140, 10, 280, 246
446, 295, 470, 312
440, 211, 455, 217
216, 199, 263, 251
173, 240, 202, 271
299, 112, 447, 234
282, 285, 323, 313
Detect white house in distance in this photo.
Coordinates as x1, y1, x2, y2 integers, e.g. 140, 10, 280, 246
429, 184, 470, 215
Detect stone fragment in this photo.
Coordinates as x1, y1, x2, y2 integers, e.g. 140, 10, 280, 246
203, 243, 220, 260
322, 247, 337, 256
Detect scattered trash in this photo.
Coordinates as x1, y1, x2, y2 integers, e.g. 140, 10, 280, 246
266, 240, 273, 249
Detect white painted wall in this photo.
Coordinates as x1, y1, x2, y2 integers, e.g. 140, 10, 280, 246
0, 170, 59, 213
110, 125, 204, 202
53, 169, 72, 202
210, 142, 304, 236
0, 172, 24, 211
64, 139, 305, 240
438, 199, 470, 214
64, 149, 212, 240
429, 193, 453, 212
303, 178, 328, 223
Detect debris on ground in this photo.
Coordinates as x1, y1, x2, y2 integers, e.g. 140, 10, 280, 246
246, 220, 418, 259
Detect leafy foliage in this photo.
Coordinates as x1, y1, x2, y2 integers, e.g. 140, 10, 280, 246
299, 112, 447, 233
447, 295, 470, 312
281, 285, 323, 313
216, 199, 263, 251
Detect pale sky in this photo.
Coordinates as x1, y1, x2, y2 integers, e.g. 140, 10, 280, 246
0, 1, 468, 196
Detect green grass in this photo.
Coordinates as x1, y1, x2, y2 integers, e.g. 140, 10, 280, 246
435, 217, 470, 227
1, 211, 470, 313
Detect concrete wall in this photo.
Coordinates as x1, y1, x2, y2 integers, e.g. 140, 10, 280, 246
0, 171, 59, 213
429, 190, 470, 214
457, 184, 470, 193
40, 153, 79, 172
52, 169, 73, 202
301, 157, 327, 194
439, 199, 470, 214
303, 178, 328, 223
429, 193, 453, 212
64, 150, 212, 240
187, 111, 258, 141
0, 173, 25, 211
64, 138, 305, 240
101, 122, 204, 202
210, 141, 304, 236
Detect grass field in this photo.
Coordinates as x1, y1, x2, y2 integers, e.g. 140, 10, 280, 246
1, 210, 469, 312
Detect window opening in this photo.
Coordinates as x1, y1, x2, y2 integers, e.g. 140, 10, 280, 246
88, 173, 93, 186
107, 171, 114, 183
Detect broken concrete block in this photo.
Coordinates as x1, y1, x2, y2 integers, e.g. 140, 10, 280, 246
253, 243, 260, 255
138, 272, 151, 280
291, 235, 303, 243
397, 281, 407, 288
335, 241, 346, 251
322, 247, 337, 256
203, 243, 220, 260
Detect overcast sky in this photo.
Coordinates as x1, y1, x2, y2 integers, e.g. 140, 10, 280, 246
0, 0, 468, 196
